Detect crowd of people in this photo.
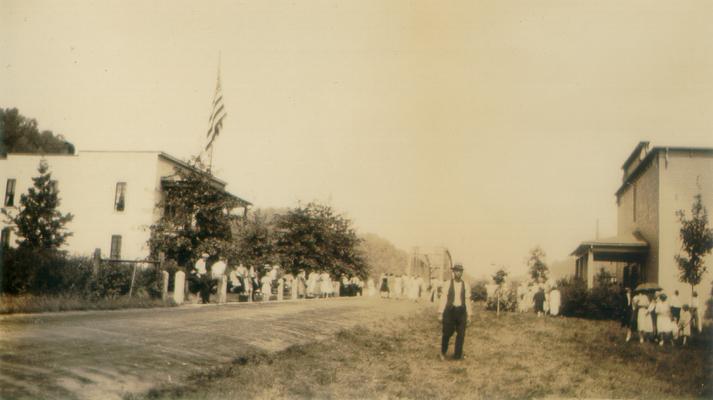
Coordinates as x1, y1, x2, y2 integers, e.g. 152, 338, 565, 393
191, 254, 707, 349
377, 273, 427, 301
193, 257, 368, 302
623, 288, 703, 346
515, 282, 562, 317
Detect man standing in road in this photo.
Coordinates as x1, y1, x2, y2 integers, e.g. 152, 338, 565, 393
438, 263, 473, 361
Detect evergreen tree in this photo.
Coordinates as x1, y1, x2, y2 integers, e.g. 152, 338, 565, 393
2, 159, 73, 250
675, 194, 713, 297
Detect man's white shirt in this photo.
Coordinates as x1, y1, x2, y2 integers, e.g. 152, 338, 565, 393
437, 279, 473, 317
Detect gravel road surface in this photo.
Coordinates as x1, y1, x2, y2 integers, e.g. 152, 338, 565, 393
0, 297, 425, 400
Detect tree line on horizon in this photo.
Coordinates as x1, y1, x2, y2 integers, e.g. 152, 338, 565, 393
1, 108, 75, 156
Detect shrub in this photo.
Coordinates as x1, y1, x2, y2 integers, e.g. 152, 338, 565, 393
2, 248, 168, 302
471, 280, 487, 302
588, 282, 626, 321
558, 277, 590, 318
1, 247, 93, 295
486, 287, 518, 312
90, 262, 133, 299
558, 276, 627, 320
134, 265, 163, 299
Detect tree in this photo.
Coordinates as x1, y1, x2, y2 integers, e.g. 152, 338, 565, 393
274, 202, 368, 279
675, 194, 713, 297
0, 108, 75, 155
2, 160, 73, 251
148, 159, 240, 271
233, 210, 275, 269
527, 246, 548, 283
492, 268, 508, 316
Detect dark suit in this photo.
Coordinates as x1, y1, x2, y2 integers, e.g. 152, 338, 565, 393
440, 279, 469, 359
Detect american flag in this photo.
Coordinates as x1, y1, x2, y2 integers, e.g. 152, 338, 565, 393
205, 70, 227, 151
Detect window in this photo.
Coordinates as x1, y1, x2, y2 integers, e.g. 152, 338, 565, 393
110, 235, 122, 260
1, 228, 10, 249
114, 182, 126, 211
164, 203, 175, 219
4, 179, 16, 207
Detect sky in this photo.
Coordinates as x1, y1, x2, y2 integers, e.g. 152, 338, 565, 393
2, 0, 712, 278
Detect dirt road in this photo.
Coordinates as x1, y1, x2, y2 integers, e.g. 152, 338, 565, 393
0, 297, 425, 400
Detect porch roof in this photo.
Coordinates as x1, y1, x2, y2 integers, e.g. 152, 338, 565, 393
570, 232, 649, 259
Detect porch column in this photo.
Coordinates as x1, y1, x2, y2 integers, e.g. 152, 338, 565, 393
586, 248, 595, 289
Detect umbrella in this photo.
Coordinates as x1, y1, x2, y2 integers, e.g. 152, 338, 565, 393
635, 282, 661, 292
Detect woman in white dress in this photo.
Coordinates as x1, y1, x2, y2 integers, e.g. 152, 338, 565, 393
307, 271, 319, 298
393, 275, 403, 299
320, 271, 333, 298
655, 293, 674, 346
636, 292, 653, 342
549, 286, 561, 316
260, 274, 272, 301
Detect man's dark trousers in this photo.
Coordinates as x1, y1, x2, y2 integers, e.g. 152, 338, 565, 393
442, 305, 467, 359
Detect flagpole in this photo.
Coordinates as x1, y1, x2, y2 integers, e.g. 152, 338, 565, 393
208, 142, 214, 172
205, 52, 224, 173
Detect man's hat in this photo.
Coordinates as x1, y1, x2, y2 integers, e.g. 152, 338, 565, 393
452, 263, 464, 271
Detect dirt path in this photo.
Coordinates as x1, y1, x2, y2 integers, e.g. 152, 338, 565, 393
0, 297, 425, 400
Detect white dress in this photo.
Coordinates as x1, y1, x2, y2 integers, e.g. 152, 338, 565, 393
636, 296, 653, 333
655, 301, 673, 333
260, 276, 272, 299
307, 272, 319, 296
320, 273, 333, 295
549, 289, 561, 316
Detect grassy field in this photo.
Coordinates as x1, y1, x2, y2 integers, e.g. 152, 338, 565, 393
128, 303, 712, 400
0, 294, 176, 314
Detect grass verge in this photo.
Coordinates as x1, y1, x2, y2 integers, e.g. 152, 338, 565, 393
127, 304, 713, 400
0, 294, 177, 314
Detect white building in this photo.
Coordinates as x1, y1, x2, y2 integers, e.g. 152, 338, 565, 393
0, 151, 250, 260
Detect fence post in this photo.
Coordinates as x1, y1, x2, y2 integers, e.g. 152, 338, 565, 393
128, 263, 138, 298
92, 248, 101, 275
161, 270, 169, 300
173, 271, 185, 305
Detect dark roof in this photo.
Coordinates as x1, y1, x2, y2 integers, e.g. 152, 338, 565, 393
571, 232, 649, 257
615, 146, 713, 198
160, 177, 252, 207
158, 152, 227, 187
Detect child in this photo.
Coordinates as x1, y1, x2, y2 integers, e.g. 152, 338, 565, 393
679, 304, 692, 346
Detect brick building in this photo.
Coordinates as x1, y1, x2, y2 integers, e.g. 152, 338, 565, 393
572, 142, 713, 301
1, 151, 250, 260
